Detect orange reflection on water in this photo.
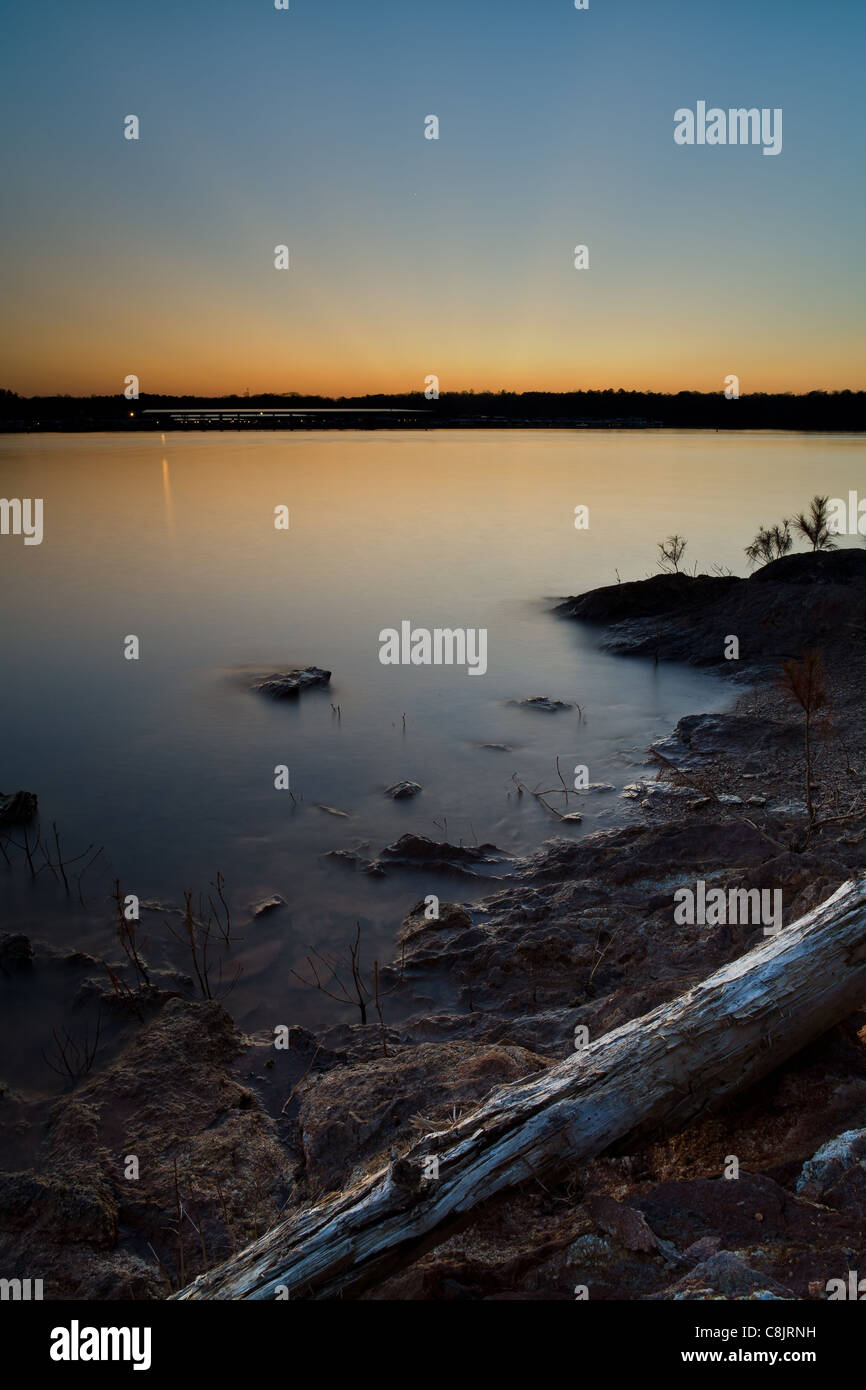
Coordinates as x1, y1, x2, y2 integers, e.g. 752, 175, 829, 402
162, 457, 174, 532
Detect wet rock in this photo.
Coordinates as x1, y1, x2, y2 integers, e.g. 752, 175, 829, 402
508, 697, 573, 713
368, 834, 509, 877
398, 900, 474, 947
250, 895, 285, 918
251, 667, 331, 698
652, 714, 801, 773
0, 790, 37, 827
0, 933, 34, 971
324, 848, 364, 867
384, 781, 422, 800
74, 970, 192, 1011
622, 781, 694, 802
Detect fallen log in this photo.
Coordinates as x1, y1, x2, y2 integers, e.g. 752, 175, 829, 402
175, 876, 866, 1300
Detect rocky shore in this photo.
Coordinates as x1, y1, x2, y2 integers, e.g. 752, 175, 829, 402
3, 549, 866, 1300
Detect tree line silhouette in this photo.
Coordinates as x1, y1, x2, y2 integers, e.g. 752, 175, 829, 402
1, 387, 864, 432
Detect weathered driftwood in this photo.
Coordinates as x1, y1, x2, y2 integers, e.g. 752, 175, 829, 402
175, 877, 866, 1300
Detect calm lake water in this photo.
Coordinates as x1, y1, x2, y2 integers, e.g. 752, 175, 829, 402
2, 429, 863, 1042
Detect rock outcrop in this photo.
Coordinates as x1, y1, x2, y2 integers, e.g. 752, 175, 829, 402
556, 549, 866, 668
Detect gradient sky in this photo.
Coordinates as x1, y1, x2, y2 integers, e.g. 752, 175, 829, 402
1, 0, 865, 396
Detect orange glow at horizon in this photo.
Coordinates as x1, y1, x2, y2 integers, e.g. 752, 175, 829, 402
3, 266, 865, 399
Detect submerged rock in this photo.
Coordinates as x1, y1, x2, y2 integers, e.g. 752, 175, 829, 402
367, 834, 509, 876
250, 895, 285, 918
0, 790, 38, 827
324, 848, 364, 867
508, 696, 573, 713
0, 933, 34, 971
251, 667, 331, 698
384, 781, 422, 800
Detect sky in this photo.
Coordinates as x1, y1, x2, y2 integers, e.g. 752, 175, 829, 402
1, 0, 864, 397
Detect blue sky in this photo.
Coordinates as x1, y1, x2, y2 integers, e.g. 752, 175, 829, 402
2, 0, 864, 394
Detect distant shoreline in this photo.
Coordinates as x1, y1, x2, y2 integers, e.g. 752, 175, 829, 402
2, 388, 864, 434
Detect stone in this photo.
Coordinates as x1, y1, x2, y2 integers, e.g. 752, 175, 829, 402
251, 667, 331, 698
0, 790, 37, 827
384, 781, 422, 800
508, 697, 573, 713
796, 1129, 866, 1200
0, 933, 34, 970
250, 896, 285, 918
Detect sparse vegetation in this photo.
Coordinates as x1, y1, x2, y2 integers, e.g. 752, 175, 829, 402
41, 1010, 103, 1087
290, 921, 404, 1054
0, 812, 104, 905
793, 495, 837, 552
657, 534, 688, 574
778, 649, 829, 824
745, 520, 793, 568
112, 879, 151, 987
161, 877, 241, 1000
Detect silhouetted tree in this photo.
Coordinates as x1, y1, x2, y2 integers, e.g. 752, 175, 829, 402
657, 535, 687, 574
778, 649, 829, 823
745, 521, 793, 568
793, 495, 837, 552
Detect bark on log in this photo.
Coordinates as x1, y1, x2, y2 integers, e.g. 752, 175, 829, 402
175, 876, 866, 1301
